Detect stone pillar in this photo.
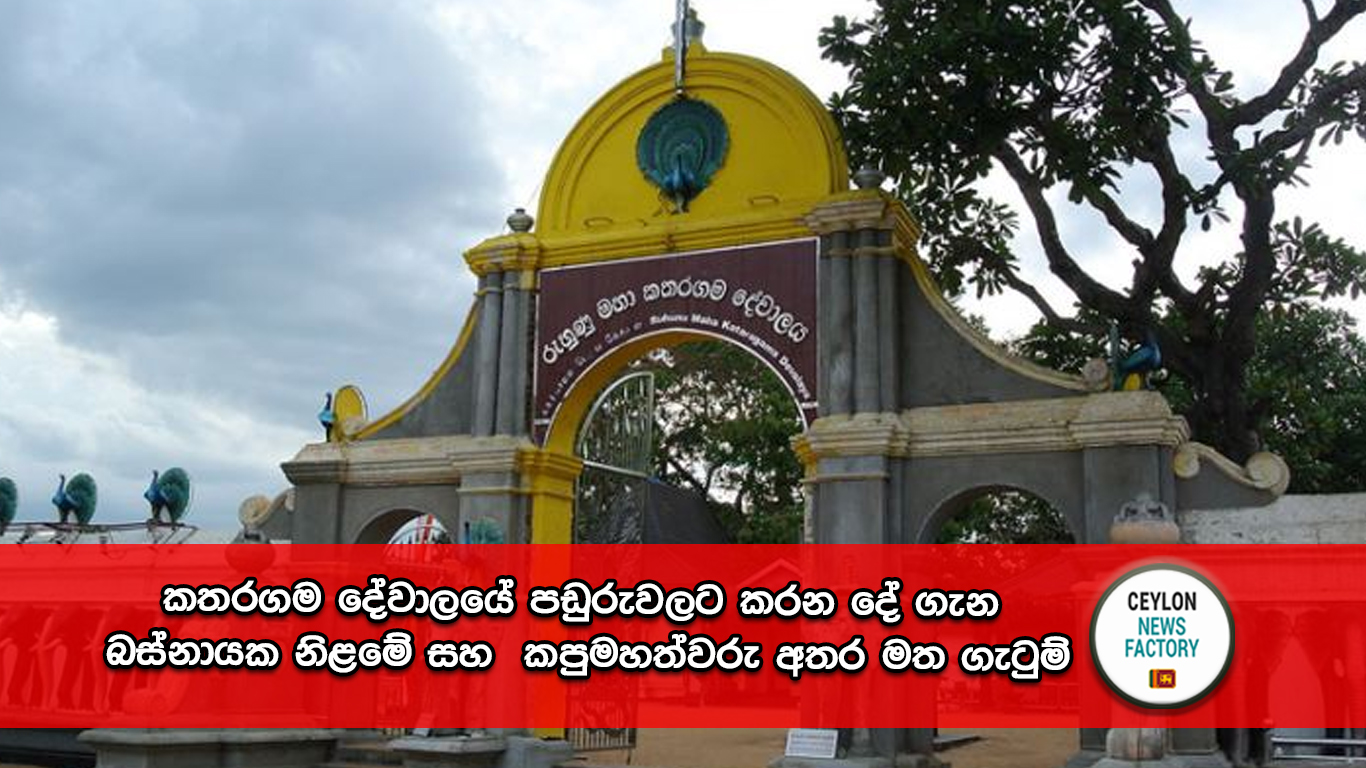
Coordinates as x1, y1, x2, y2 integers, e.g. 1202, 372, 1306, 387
796, 194, 937, 768
876, 251, 899, 413
281, 458, 345, 544
473, 271, 504, 437
792, 415, 939, 768
826, 230, 854, 415
1077, 485, 1228, 768
1088, 729, 1183, 768
495, 270, 529, 436
454, 436, 530, 545
852, 232, 880, 413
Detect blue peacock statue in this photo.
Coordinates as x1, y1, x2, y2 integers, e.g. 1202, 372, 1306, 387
463, 517, 506, 544
52, 473, 97, 526
144, 467, 192, 524
318, 392, 336, 441
0, 477, 16, 535
1111, 324, 1164, 391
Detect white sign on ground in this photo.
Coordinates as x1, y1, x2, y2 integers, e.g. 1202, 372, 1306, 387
785, 729, 839, 759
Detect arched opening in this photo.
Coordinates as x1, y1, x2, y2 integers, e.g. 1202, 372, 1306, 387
554, 335, 807, 545
927, 486, 1076, 544
353, 508, 452, 545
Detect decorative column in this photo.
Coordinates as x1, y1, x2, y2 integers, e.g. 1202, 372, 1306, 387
468, 208, 541, 439
472, 270, 504, 437
1081, 495, 1229, 768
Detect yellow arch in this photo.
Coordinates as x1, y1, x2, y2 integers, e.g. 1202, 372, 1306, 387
534, 45, 848, 247
528, 328, 810, 544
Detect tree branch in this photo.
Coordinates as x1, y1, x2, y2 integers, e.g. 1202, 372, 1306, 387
993, 145, 1137, 320
1233, 0, 1366, 126
1301, 0, 1321, 25
1137, 0, 1242, 165
1138, 130, 1200, 309
1252, 61, 1366, 160
1000, 267, 1100, 336
1078, 184, 1155, 251
666, 454, 710, 496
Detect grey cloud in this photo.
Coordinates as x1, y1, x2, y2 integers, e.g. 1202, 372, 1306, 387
0, 0, 503, 426
0, 0, 510, 528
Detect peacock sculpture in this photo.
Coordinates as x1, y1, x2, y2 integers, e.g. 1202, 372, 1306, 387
1111, 324, 1164, 391
636, 97, 729, 214
318, 392, 336, 441
464, 517, 506, 544
52, 473, 97, 526
144, 467, 192, 524
0, 477, 16, 535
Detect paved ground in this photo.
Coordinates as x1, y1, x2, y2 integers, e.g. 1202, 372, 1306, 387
581, 728, 1076, 768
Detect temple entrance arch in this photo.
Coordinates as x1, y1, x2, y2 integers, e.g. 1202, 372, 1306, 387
270, 19, 1297, 767
282, 28, 1287, 551
546, 328, 809, 545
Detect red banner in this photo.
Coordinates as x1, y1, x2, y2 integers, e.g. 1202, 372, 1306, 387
0, 544, 1362, 727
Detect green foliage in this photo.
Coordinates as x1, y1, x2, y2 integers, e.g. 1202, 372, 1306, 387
646, 342, 806, 544
1217, 305, 1366, 493
936, 490, 1075, 544
1011, 303, 1366, 492
821, 0, 1366, 462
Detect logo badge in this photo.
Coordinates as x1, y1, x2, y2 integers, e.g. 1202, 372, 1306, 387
1091, 563, 1234, 709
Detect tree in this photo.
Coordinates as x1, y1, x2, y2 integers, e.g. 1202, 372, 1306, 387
821, 0, 1366, 462
1012, 302, 1366, 492
645, 341, 806, 543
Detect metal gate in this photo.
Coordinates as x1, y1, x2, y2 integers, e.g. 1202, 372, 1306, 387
566, 372, 651, 752
574, 371, 654, 545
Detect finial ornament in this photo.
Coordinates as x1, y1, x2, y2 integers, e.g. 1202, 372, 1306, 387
853, 166, 886, 190
507, 207, 534, 233
673, 0, 689, 95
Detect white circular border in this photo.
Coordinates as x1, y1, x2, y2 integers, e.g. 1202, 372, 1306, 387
1089, 563, 1234, 709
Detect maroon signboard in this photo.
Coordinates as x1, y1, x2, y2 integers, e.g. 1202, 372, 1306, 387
533, 239, 819, 443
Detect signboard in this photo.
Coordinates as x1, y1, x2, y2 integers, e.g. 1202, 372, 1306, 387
785, 729, 839, 759
534, 239, 819, 443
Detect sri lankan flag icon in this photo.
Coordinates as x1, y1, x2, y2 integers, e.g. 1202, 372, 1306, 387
1150, 669, 1177, 688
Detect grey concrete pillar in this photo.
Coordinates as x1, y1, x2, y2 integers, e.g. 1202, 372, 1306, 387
290, 483, 343, 544
458, 473, 527, 545
826, 231, 854, 415
473, 272, 504, 437
876, 254, 899, 413
510, 271, 532, 434
812, 457, 890, 544
495, 271, 524, 435
853, 230, 880, 413
825, 229, 846, 415
1081, 445, 1167, 543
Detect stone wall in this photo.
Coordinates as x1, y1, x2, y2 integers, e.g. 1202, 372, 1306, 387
1180, 493, 1366, 544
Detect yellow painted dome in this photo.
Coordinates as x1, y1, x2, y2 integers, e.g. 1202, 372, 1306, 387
535, 44, 849, 243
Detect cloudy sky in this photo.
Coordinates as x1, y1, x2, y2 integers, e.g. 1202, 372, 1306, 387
1, 1, 1363, 534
